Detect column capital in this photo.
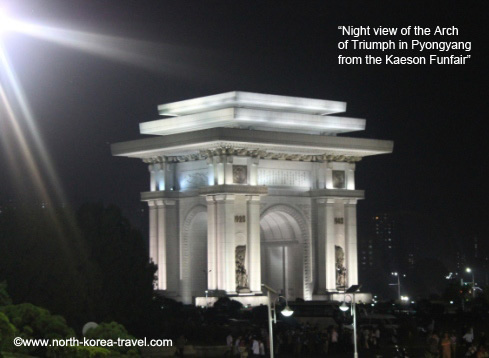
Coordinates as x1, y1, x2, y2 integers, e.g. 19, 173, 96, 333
246, 195, 261, 202
153, 163, 165, 170
148, 200, 157, 208
345, 199, 358, 205
317, 198, 336, 205
156, 199, 176, 207
214, 194, 235, 202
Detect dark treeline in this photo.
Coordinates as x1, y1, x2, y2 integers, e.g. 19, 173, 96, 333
0, 202, 162, 337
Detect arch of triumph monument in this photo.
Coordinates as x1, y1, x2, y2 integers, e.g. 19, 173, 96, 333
111, 92, 393, 305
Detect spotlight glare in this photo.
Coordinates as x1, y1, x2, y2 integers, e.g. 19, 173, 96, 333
0, 9, 10, 34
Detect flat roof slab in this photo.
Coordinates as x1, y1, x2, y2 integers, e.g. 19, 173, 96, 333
140, 108, 365, 136
157, 91, 347, 117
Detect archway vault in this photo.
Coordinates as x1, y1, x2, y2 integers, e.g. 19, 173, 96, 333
181, 205, 207, 304
260, 204, 313, 300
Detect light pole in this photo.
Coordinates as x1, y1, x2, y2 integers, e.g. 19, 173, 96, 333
262, 283, 294, 358
340, 293, 358, 358
466, 267, 475, 298
390, 272, 401, 300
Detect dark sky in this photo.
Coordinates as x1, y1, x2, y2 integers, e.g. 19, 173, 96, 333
0, 1, 487, 259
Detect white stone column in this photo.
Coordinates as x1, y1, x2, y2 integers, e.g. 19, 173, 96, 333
325, 164, 333, 189
215, 194, 236, 293
216, 157, 225, 185
148, 200, 158, 275
325, 198, 336, 291
206, 157, 215, 186
345, 199, 358, 286
164, 162, 174, 191
317, 199, 326, 292
154, 163, 165, 191
165, 200, 179, 295
250, 157, 259, 185
148, 164, 156, 192
346, 163, 356, 190
206, 196, 218, 290
317, 162, 326, 189
317, 198, 336, 292
247, 195, 261, 292
156, 200, 167, 290
224, 156, 233, 185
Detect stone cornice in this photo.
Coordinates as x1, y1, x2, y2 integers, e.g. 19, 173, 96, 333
111, 127, 393, 160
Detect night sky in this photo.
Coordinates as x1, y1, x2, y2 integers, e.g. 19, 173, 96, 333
0, 1, 487, 266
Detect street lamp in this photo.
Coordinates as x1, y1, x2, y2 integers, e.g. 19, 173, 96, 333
340, 293, 358, 358
262, 284, 294, 358
466, 267, 475, 298
281, 304, 294, 317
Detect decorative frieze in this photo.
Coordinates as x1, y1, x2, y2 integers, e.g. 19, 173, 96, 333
142, 147, 363, 164
179, 170, 208, 189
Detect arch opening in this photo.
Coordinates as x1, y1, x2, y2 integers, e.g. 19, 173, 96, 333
260, 210, 304, 300
181, 208, 207, 304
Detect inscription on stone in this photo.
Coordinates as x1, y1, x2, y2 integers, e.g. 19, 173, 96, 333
334, 217, 344, 224
235, 215, 246, 223
258, 169, 310, 187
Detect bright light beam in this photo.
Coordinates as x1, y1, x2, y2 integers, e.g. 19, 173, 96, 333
4, 18, 199, 77
1, 43, 67, 206
0, 80, 51, 201
1, 44, 81, 261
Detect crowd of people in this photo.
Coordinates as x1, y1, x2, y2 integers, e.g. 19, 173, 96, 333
425, 327, 488, 358
224, 322, 389, 357
222, 322, 489, 357
225, 331, 267, 357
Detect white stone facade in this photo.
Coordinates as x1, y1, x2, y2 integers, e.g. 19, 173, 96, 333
112, 92, 393, 304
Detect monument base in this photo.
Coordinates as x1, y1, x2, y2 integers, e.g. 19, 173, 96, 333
195, 294, 269, 308
313, 292, 372, 303
195, 292, 372, 307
